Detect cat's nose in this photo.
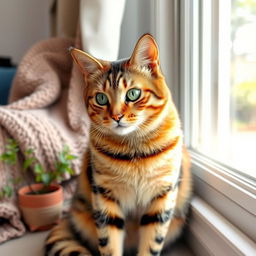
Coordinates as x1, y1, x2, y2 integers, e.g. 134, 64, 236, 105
111, 114, 124, 123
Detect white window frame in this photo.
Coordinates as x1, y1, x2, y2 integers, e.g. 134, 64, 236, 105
153, 0, 256, 254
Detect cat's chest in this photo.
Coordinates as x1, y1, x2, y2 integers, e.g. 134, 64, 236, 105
110, 166, 178, 212
91, 141, 182, 211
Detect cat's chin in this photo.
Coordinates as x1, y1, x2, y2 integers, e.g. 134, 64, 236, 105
112, 126, 137, 136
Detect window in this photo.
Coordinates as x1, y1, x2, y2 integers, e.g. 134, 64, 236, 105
189, 0, 256, 180
178, 0, 256, 246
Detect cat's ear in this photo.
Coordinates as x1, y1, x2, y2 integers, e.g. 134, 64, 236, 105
69, 47, 105, 76
129, 34, 159, 72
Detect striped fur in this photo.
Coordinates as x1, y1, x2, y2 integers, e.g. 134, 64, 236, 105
45, 34, 192, 256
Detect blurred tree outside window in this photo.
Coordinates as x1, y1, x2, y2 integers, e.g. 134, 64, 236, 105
230, 0, 256, 177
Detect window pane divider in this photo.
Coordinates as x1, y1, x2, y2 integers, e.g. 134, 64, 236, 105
217, 0, 232, 156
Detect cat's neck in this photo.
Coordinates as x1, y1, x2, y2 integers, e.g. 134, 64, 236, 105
90, 104, 181, 155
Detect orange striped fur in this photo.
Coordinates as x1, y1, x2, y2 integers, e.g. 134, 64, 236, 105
45, 34, 192, 256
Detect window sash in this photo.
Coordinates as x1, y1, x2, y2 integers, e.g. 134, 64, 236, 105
191, 0, 232, 153
189, 0, 256, 179
181, 0, 256, 181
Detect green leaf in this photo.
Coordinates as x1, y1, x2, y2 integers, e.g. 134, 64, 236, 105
34, 163, 43, 174
6, 139, 19, 151
11, 177, 22, 185
41, 172, 51, 185
66, 154, 77, 160
35, 175, 41, 183
61, 164, 71, 174
66, 167, 75, 175
4, 154, 16, 165
63, 145, 69, 153
6, 140, 17, 148
6, 147, 19, 153
25, 148, 34, 155
23, 158, 35, 170
3, 186, 13, 198
0, 139, 19, 166
59, 152, 67, 164
5, 151, 12, 156
52, 146, 77, 181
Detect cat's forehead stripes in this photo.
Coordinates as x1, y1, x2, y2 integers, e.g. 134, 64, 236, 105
105, 59, 129, 89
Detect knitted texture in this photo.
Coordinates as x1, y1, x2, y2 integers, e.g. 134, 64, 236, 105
0, 37, 90, 243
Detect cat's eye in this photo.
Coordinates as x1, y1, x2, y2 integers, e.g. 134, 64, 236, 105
126, 88, 141, 102
96, 93, 108, 105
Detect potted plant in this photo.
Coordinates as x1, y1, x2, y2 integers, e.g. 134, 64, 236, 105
0, 140, 77, 231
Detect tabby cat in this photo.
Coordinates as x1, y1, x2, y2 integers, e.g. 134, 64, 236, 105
45, 34, 192, 256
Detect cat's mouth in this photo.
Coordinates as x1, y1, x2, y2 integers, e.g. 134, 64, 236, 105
116, 124, 125, 128
112, 123, 136, 135
113, 121, 128, 129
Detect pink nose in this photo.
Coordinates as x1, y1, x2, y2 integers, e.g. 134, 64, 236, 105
111, 114, 124, 122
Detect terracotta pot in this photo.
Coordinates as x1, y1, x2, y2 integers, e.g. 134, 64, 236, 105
18, 183, 63, 231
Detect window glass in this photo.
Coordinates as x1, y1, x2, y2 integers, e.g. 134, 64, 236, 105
230, 0, 256, 178
194, 0, 256, 179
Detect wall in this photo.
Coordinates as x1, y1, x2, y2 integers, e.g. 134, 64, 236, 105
0, 0, 153, 64
0, 0, 51, 65
119, 0, 155, 59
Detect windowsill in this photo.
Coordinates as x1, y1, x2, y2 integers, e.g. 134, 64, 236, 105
184, 149, 256, 255
186, 196, 256, 256
0, 231, 193, 256
0, 231, 49, 256
189, 149, 256, 242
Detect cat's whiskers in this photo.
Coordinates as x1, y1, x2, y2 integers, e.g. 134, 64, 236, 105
91, 126, 107, 144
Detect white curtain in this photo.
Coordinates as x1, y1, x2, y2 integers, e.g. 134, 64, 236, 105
51, 0, 126, 61
80, 0, 126, 61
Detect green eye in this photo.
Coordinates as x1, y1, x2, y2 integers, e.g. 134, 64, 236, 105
126, 88, 141, 102
96, 93, 108, 105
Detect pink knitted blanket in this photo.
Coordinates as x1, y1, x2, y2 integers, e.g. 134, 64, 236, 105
0, 37, 89, 243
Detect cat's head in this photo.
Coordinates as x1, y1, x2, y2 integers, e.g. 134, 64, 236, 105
70, 34, 172, 137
